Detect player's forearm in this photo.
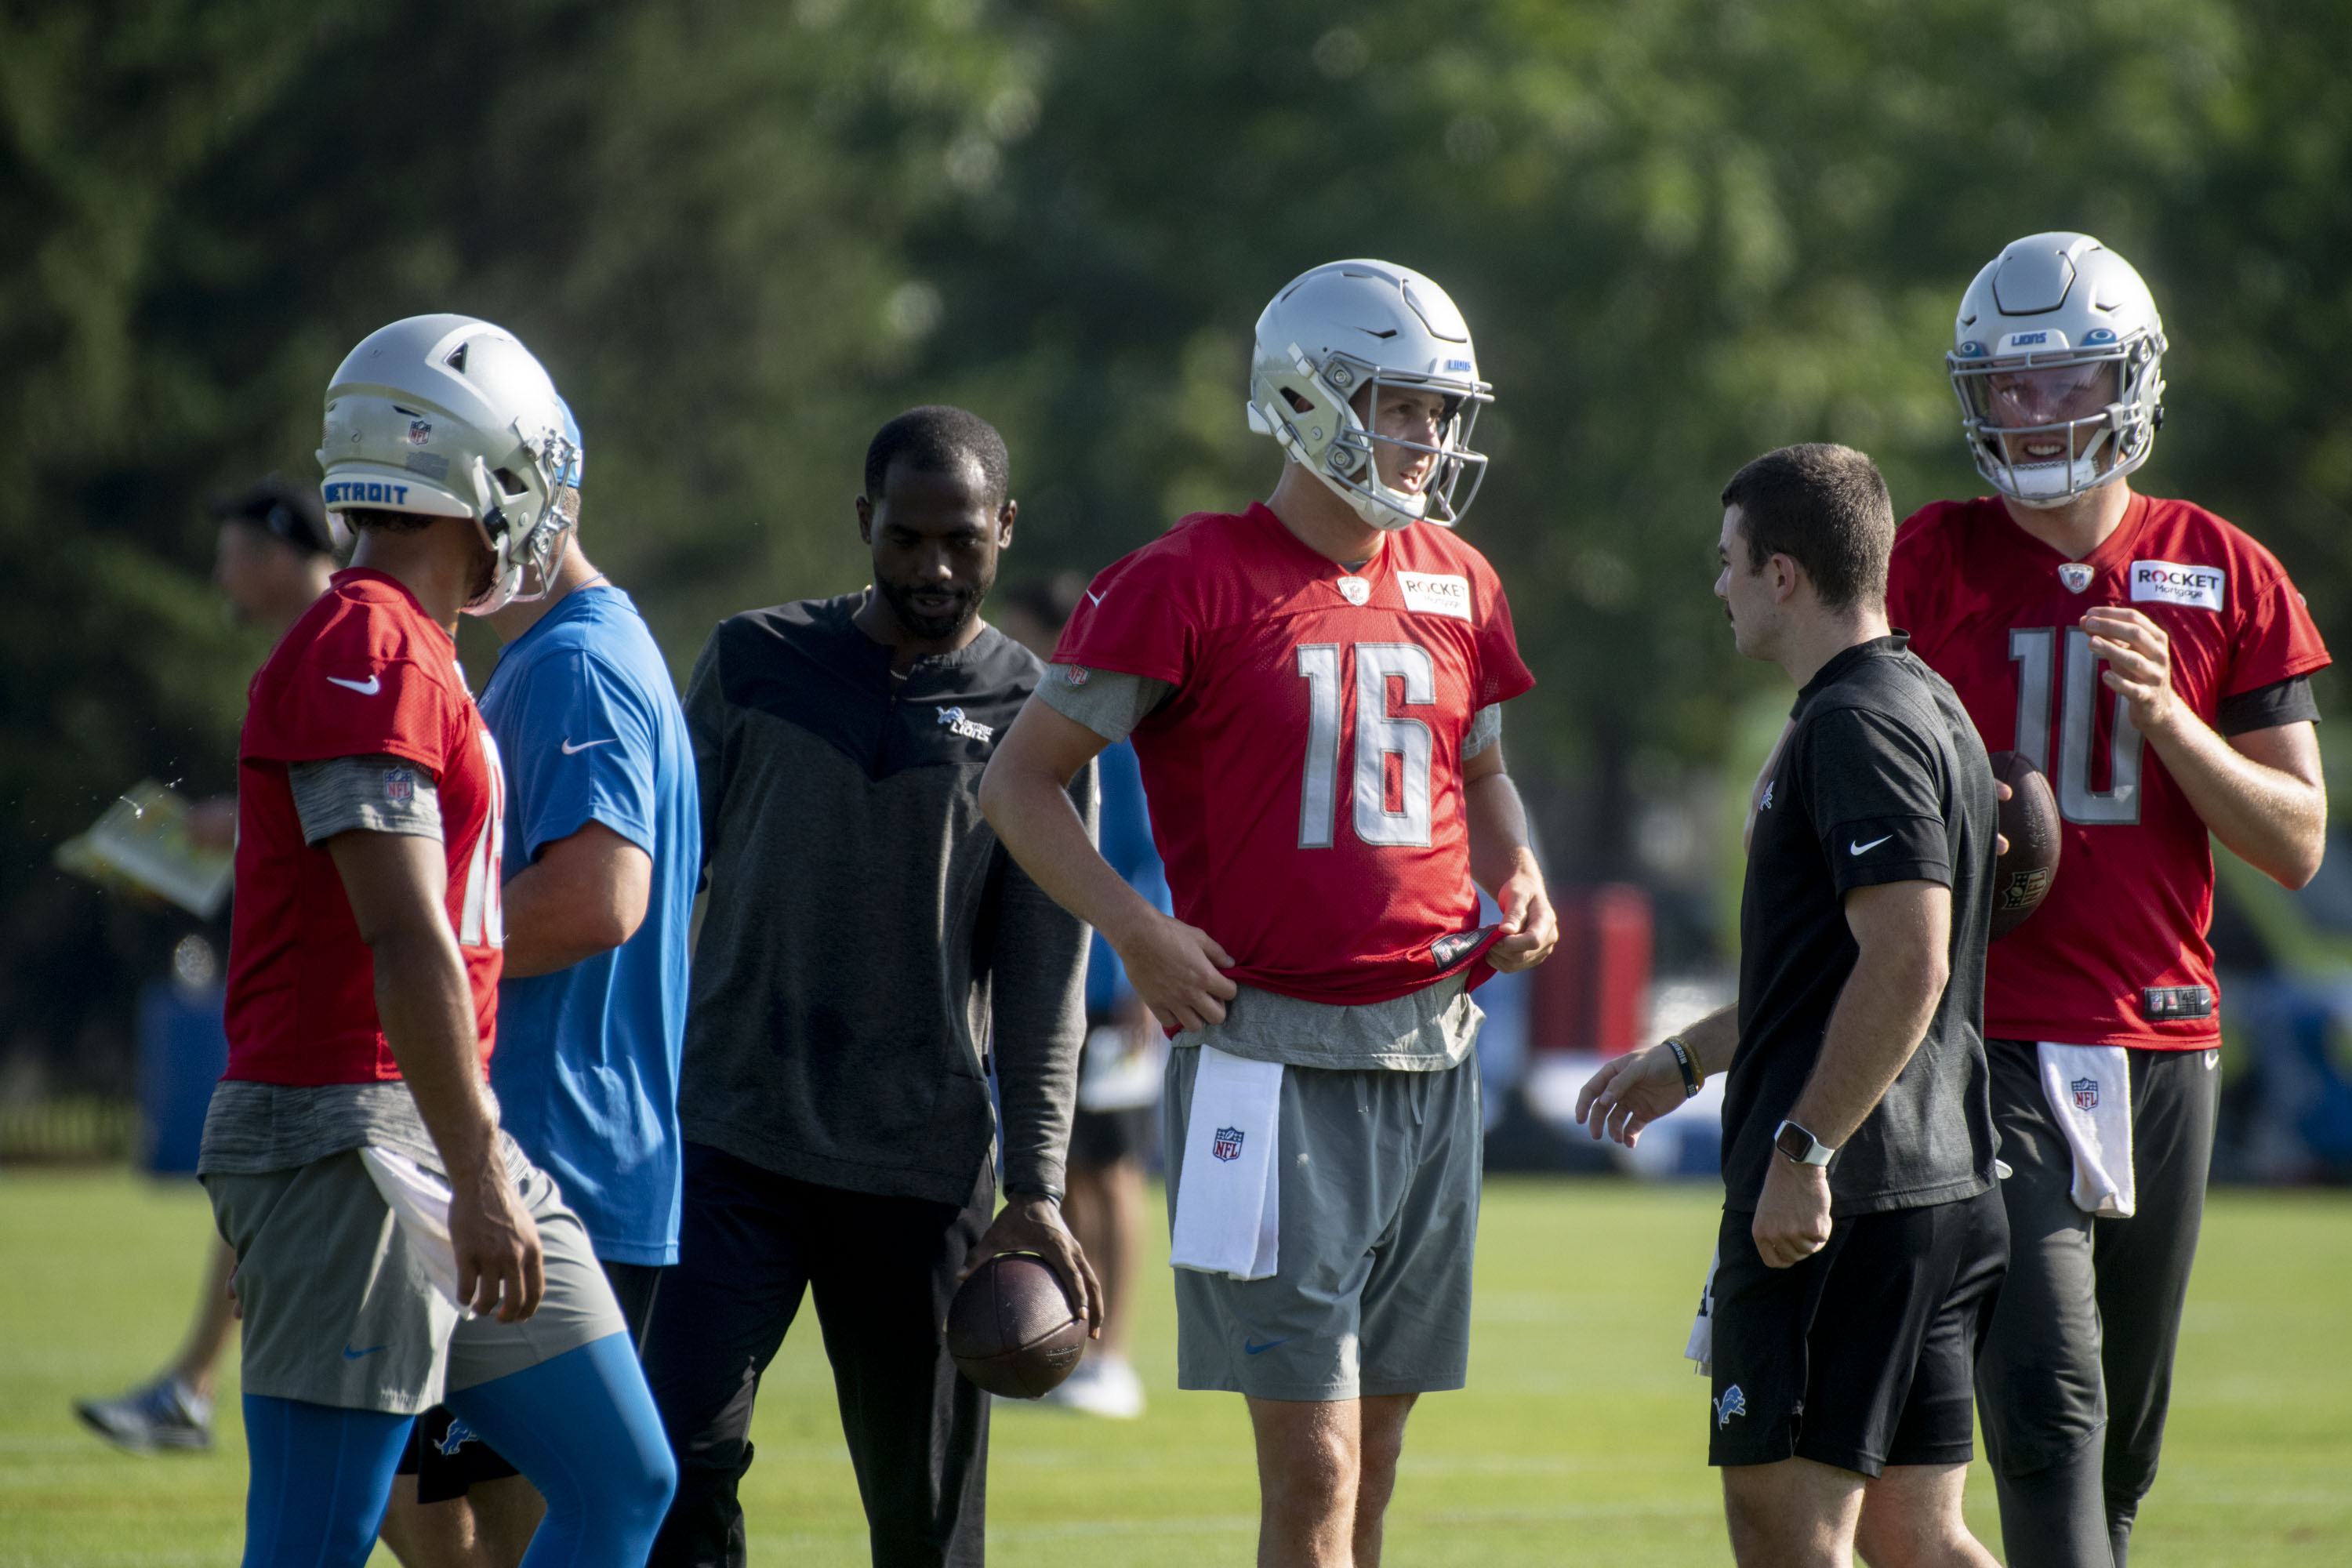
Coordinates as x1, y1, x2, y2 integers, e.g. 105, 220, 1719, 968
981, 756, 1163, 953
499, 834, 652, 978
2144, 714, 2326, 887
1464, 767, 1536, 898
371, 927, 502, 1185
1787, 927, 1947, 1149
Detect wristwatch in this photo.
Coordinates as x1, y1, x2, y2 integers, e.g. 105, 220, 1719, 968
1773, 1119, 1835, 1167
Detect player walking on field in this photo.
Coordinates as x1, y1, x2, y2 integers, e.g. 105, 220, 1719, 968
1888, 234, 2329, 1568
982, 260, 1557, 1566
378, 339, 702, 1566
200, 317, 673, 1567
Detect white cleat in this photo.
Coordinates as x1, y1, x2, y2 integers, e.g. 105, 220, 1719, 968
1040, 1354, 1146, 1419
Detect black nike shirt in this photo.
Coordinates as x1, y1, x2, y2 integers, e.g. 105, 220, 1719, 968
1724, 633, 1999, 1216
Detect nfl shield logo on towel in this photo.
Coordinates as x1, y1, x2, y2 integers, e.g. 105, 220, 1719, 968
1213, 1127, 1244, 1162
2072, 1078, 2099, 1111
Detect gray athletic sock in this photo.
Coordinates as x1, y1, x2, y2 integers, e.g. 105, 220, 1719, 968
1993, 1439, 2117, 1568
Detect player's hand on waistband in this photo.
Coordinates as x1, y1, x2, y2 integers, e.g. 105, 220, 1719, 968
1752, 1158, 1832, 1270
2082, 607, 2179, 736
966, 1192, 1105, 1336
450, 1163, 546, 1322
1486, 859, 1558, 974
1573, 1044, 1685, 1147
1117, 910, 1240, 1033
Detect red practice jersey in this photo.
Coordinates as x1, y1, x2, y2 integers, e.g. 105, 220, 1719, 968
1054, 503, 1534, 1007
1889, 493, 2329, 1049
224, 569, 508, 1086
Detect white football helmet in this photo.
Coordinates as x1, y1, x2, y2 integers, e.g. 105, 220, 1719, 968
1246, 260, 1492, 531
318, 314, 584, 615
1947, 233, 2166, 508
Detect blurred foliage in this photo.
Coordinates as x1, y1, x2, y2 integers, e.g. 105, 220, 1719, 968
5, 0, 2351, 1073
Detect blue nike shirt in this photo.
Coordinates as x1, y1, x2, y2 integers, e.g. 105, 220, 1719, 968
480, 586, 699, 1266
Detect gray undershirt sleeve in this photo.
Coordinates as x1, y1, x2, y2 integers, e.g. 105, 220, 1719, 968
287, 755, 444, 845
989, 758, 1100, 1200
1033, 666, 1175, 744
1463, 703, 1502, 760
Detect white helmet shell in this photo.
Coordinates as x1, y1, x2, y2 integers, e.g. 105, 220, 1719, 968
1947, 233, 2166, 508
318, 314, 584, 614
1246, 260, 1493, 531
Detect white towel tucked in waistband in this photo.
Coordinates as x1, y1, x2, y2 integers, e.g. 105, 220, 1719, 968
2038, 1043, 2135, 1218
1684, 1245, 1720, 1377
359, 1145, 469, 1311
1169, 1045, 1283, 1280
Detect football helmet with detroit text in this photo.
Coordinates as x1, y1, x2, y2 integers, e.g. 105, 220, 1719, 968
1947, 233, 2165, 508
318, 314, 583, 615
1247, 260, 1492, 531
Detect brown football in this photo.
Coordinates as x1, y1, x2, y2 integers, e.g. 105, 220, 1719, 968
945, 1253, 1087, 1399
1988, 750, 2061, 939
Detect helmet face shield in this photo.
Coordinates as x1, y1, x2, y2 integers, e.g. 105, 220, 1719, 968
1945, 233, 2166, 508
1319, 357, 1491, 528
1248, 261, 1494, 533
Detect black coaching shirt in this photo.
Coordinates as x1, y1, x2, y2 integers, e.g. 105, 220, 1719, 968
1724, 634, 1999, 1217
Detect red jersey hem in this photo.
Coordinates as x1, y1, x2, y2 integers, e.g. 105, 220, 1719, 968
1984, 1025, 2219, 1051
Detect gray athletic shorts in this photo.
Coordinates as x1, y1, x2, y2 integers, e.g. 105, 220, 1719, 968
205, 1149, 626, 1414
1164, 1047, 1481, 1401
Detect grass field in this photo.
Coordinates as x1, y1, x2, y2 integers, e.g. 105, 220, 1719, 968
2, 1170, 2347, 1566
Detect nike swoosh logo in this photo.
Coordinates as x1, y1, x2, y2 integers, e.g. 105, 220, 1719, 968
1243, 1337, 1289, 1356
561, 738, 615, 755
342, 1343, 391, 1361
325, 674, 381, 695
1849, 835, 1894, 855
1086, 589, 1104, 606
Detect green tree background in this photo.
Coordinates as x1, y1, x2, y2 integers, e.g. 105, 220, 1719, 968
4, 0, 2347, 1088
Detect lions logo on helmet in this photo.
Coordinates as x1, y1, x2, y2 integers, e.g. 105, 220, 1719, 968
1245, 260, 1494, 532
1947, 234, 2166, 509
318, 314, 585, 616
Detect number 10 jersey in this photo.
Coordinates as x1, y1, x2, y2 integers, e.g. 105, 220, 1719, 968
1888, 493, 2329, 1050
1054, 503, 1535, 1007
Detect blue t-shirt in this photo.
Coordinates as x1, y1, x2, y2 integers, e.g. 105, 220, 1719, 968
479, 586, 699, 1265
1086, 739, 1171, 1017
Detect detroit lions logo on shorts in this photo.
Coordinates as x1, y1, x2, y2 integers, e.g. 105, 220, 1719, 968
434, 1416, 482, 1457
1714, 1385, 1747, 1428
1212, 1127, 1244, 1162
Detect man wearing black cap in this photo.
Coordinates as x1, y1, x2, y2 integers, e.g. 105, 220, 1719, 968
209, 474, 344, 635
72, 475, 339, 1454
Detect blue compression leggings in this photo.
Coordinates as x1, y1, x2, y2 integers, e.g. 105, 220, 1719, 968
242, 1331, 676, 1567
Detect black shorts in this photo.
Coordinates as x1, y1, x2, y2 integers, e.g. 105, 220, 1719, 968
1708, 1185, 2006, 1478
394, 1258, 664, 1503
1068, 1105, 1149, 1169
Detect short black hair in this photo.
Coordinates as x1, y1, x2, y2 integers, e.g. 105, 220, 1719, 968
1720, 443, 1893, 612
864, 405, 1010, 510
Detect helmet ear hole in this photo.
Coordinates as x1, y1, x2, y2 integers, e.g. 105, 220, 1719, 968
1281, 387, 1314, 414
492, 467, 529, 497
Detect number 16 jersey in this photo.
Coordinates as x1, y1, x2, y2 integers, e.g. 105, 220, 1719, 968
1889, 493, 2329, 1050
1053, 503, 1534, 1007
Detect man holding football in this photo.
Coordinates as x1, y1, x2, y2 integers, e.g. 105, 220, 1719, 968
982, 260, 1555, 1566
1886, 234, 2328, 1567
